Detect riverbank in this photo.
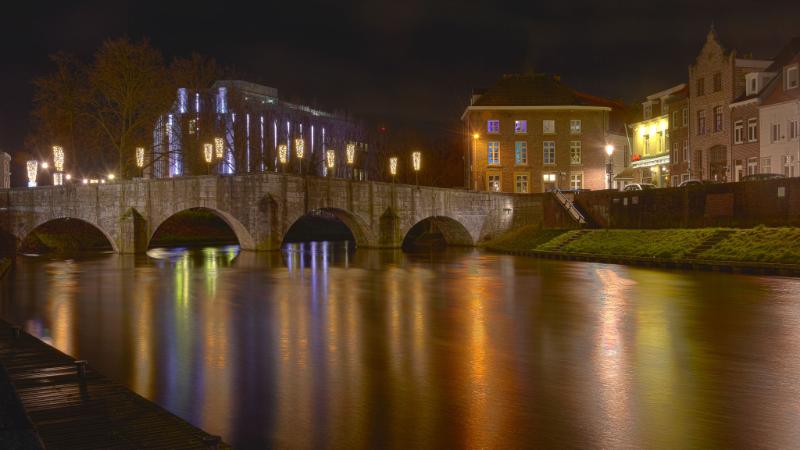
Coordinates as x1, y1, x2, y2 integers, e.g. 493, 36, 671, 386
483, 226, 800, 276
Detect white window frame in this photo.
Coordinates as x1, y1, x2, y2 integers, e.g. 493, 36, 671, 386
569, 172, 583, 190
487, 120, 500, 134
487, 173, 501, 192
543, 141, 555, 165
734, 120, 744, 144
761, 157, 772, 174
747, 118, 758, 142
747, 158, 758, 175
683, 139, 689, 162
514, 120, 527, 134
570, 119, 581, 134
790, 120, 799, 140
514, 141, 528, 165
682, 107, 689, 127
514, 173, 529, 193
772, 123, 782, 143
672, 111, 678, 128
543, 120, 555, 134
488, 141, 500, 165
569, 141, 581, 164
785, 65, 799, 90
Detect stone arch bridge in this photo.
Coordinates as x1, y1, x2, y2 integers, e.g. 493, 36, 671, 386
0, 174, 547, 253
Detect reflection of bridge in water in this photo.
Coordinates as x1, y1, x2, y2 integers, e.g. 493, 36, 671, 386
1, 173, 544, 253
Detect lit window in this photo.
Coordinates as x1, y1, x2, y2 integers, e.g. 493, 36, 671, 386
543, 120, 555, 134
570, 173, 583, 190
514, 141, 527, 165
570, 120, 581, 134
569, 141, 581, 164
734, 121, 743, 144
488, 174, 501, 192
543, 141, 555, 164
515, 174, 529, 193
542, 173, 557, 182
786, 65, 799, 90
514, 120, 527, 134
488, 141, 500, 165
748, 118, 758, 142
487, 120, 500, 134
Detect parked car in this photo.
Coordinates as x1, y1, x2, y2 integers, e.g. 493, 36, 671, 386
741, 173, 786, 182
678, 179, 715, 187
623, 183, 657, 191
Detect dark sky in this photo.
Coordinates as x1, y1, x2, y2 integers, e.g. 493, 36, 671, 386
2, 0, 800, 160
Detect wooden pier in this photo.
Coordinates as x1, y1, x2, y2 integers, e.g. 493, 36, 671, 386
0, 320, 230, 449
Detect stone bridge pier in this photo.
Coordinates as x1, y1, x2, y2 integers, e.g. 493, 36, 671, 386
0, 173, 547, 253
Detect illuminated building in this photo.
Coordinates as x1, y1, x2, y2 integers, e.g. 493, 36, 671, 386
151, 80, 368, 179
462, 73, 627, 193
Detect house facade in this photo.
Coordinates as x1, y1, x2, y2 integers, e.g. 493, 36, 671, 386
688, 27, 771, 182
463, 74, 625, 193
758, 39, 800, 178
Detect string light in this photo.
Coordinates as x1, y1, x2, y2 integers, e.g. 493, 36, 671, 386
278, 144, 288, 164
136, 147, 145, 168
326, 149, 336, 169
214, 137, 224, 158
294, 138, 305, 159
412, 151, 421, 172
52, 146, 64, 172
346, 143, 355, 165
390, 157, 398, 176
204, 143, 214, 163
26, 160, 38, 187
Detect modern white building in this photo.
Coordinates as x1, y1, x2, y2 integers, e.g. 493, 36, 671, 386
758, 38, 800, 177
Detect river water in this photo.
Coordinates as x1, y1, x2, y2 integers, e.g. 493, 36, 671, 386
2, 243, 800, 449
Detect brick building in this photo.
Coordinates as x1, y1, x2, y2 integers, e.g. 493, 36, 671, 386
688, 27, 771, 182
667, 87, 690, 184
462, 74, 626, 193
758, 38, 800, 178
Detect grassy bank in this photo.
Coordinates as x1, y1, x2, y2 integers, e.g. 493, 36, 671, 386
484, 226, 800, 266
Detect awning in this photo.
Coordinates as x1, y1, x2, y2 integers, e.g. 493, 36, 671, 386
614, 167, 638, 180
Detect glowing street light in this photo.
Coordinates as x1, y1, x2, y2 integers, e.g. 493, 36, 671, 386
82, 178, 88, 185
108, 173, 115, 181
412, 151, 421, 187
326, 149, 335, 177
65, 174, 71, 181
605, 144, 615, 190
26, 160, 38, 187
41, 161, 49, 170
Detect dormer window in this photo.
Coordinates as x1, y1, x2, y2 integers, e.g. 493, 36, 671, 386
750, 78, 757, 94
643, 102, 652, 120
786, 64, 799, 90
746, 73, 760, 96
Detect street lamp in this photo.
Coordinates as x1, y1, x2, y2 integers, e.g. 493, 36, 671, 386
294, 138, 305, 175
346, 143, 356, 180
389, 157, 398, 184
26, 160, 38, 187
278, 144, 288, 173
136, 147, 145, 176
204, 143, 214, 175
52, 145, 64, 185
412, 151, 421, 187
605, 144, 615, 190
326, 149, 336, 177
108, 173, 115, 182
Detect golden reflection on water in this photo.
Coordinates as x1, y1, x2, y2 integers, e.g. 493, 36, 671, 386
6, 245, 800, 449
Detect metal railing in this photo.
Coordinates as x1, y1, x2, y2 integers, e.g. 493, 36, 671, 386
552, 188, 586, 225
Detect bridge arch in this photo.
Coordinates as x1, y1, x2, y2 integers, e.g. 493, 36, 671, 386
19, 217, 118, 253
148, 207, 256, 250
283, 207, 377, 248
401, 215, 474, 250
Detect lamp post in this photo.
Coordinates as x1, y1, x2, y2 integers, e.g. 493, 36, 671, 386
136, 146, 145, 177
52, 145, 65, 186
294, 138, 305, 175
389, 157, 398, 184
278, 144, 288, 173
204, 143, 214, 175
326, 149, 336, 177
412, 151, 421, 187
605, 144, 615, 190
346, 143, 355, 180
26, 160, 38, 187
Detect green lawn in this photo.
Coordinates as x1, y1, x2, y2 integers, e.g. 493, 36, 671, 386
543, 229, 718, 259
481, 226, 569, 252
699, 226, 800, 264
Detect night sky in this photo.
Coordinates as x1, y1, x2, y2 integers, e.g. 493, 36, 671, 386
2, 0, 799, 162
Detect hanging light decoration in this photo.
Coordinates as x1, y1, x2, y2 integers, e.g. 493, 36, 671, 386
326, 149, 336, 169
346, 143, 355, 165
412, 151, 421, 172
278, 144, 288, 164
136, 147, 145, 168
26, 160, 38, 187
214, 137, 224, 159
389, 157, 398, 176
294, 138, 305, 159
52, 146, 64, 172
204, 143, 214, 164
